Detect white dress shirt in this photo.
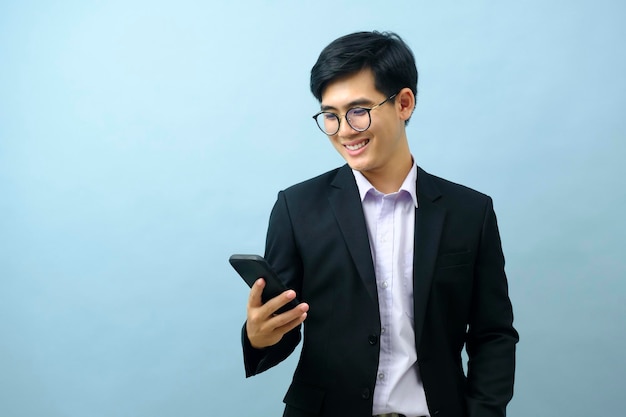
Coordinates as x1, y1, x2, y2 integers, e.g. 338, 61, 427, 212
352, 162, 430, 417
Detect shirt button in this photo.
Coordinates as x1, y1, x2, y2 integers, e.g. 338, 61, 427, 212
381, 327, 386, 334
378, 372, 384, 380
382, 281, 388, 289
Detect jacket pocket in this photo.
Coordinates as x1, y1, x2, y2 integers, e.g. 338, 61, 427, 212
436, 250, 472, 269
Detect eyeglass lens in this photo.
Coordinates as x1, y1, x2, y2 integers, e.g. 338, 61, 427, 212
315, 108, 371, 135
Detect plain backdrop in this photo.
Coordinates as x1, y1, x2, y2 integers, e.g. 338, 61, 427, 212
1, 1, 624, 416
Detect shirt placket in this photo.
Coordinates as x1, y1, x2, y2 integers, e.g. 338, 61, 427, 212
374, 194, 396, 400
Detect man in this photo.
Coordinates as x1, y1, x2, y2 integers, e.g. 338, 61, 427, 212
243, 31, 518, 417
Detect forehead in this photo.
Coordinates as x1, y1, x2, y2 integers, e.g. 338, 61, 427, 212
320, 69, 382, 109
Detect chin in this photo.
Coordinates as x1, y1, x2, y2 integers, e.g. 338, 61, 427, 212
346, 162, 368, 173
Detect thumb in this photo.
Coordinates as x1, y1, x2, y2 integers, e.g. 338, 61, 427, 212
247, 278, 265, 308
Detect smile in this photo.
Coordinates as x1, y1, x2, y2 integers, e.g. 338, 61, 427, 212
345, 139, 369, 151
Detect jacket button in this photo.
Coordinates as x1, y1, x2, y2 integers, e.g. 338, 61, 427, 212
361, 388, 371, 399
368, 334, 378, 345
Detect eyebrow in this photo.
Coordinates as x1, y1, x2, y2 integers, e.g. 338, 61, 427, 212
320, 97, 376, 112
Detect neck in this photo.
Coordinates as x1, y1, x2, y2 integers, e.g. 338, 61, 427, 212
362, 154, 413, 194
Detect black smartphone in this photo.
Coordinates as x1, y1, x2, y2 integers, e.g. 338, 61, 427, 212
229, 254, 300, 314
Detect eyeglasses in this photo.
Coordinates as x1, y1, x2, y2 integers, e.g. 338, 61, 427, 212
312, 93, 398, 135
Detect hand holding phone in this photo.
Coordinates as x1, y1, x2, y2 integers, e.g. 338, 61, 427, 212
229, 254, 300, 314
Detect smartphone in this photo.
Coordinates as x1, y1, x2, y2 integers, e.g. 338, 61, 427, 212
229, 254, 300, 314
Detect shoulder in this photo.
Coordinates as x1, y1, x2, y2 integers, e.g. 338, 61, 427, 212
280, 166, 346, 196
269, 165, 353, 218
418, 167, 493, 210
266, 166, 347, 228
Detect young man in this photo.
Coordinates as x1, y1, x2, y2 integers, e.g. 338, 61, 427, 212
243, 31, 518, 417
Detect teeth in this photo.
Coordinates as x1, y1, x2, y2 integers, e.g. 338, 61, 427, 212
345, 140, 368, 151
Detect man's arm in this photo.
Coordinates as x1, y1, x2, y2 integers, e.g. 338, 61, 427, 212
465, 198, 519, 416
242, 191, 307, 377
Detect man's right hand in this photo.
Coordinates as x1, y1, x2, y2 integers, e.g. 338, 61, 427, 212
246, 278, 309, 349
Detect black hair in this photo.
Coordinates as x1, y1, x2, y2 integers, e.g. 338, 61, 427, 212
310, 31, 418, 102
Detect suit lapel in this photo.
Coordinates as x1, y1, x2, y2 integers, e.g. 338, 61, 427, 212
328, 165, 378, 305
413, 167, 445, 349
326, 164, 446, 341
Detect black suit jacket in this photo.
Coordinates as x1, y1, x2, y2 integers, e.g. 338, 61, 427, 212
243, 165, 518, 417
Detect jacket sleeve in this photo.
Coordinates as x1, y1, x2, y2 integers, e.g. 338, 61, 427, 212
465, 198, 519, 416
242, 191, 303, 377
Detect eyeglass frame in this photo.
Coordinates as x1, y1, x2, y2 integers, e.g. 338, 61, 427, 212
311, 92, 399, 135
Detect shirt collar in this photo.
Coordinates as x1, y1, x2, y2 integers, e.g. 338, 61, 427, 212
351, 159, 419, 208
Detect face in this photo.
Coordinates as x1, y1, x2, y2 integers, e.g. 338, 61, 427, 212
319, 69, 413, 183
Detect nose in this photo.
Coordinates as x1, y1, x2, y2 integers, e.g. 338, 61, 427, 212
337, 115, 359, 136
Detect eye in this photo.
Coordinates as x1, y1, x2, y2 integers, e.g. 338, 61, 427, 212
349, 108, 368, 117
323, 113, 337, 121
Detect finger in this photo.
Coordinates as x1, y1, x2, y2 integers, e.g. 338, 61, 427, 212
274, 308, 308, 334
248, 303, 308, 349
247, 278, 265, 308
269, 302, 309, 327
263, 289, 298, 315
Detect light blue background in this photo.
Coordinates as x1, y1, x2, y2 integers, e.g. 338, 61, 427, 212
1, 1, 624, 416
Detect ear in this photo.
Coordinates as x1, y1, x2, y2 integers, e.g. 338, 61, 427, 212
396, 87, 415, 122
